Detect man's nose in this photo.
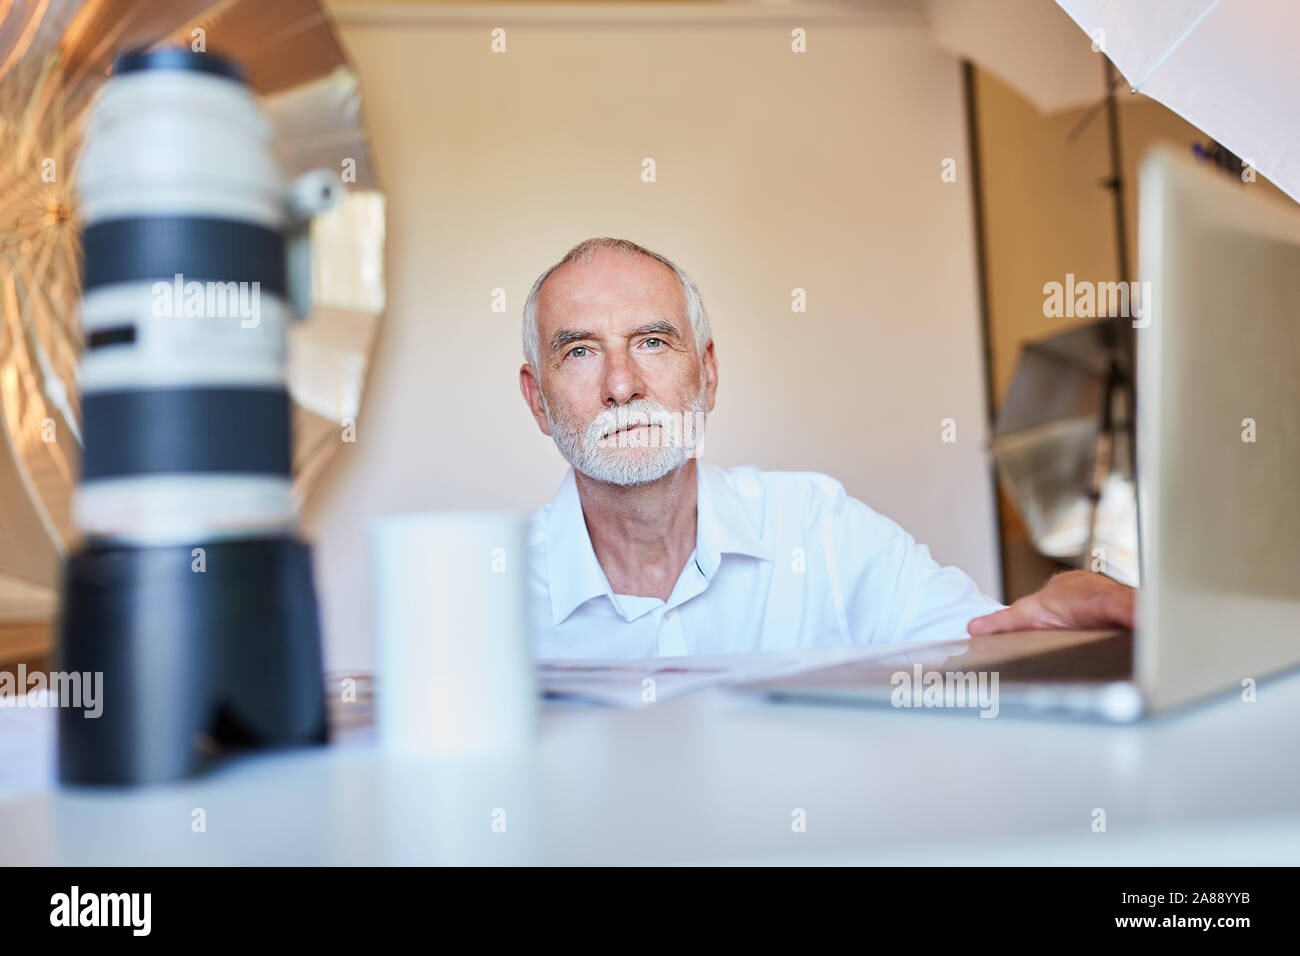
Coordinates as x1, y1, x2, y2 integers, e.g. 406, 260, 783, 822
602, 349, 646, 406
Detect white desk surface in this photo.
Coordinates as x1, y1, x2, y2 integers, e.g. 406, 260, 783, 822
2, 668, 1299, 865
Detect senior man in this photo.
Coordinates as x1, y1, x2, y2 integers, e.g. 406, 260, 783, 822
519, 237, 1135, 659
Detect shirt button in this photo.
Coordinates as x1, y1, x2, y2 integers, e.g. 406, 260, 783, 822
664, 610, 677, 624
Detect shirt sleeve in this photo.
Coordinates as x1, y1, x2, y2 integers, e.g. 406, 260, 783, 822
818, 478, 1006, 645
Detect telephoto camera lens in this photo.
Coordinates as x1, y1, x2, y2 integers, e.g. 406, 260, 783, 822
57, 47, 330, 785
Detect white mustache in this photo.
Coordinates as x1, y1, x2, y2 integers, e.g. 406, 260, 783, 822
587, 401, 673, 442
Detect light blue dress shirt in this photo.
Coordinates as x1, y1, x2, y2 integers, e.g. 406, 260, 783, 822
528, 461, 1005, 659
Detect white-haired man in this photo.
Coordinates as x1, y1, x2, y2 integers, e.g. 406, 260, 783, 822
519, 238, 1135, 659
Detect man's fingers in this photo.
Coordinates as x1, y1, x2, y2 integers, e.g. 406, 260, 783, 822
966, 604, 1027, 636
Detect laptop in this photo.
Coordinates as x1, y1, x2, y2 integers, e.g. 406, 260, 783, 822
740, 147, 1300, 722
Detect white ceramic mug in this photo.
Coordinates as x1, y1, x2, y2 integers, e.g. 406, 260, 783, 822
370, 510, 536, 755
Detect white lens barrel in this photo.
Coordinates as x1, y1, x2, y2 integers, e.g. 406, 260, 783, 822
80, 281, 286, 392
75, 49, 302, 545
75, 475, 297, 546
80, 67, 285, 228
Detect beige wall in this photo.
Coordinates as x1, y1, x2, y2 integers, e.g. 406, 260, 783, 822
305, 3, 1000, 669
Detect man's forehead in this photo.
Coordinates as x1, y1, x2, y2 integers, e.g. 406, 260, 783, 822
540, 252, 681, 318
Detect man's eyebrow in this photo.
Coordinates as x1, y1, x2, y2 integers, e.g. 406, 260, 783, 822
549, 328, 598, 353
631, 320, 681, 339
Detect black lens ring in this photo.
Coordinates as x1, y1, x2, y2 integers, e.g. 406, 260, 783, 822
112, 47, 245, 84
83, 217, 287, 298
82, 387, 293, 480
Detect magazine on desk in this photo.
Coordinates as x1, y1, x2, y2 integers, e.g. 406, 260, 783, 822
535, 639, 965, 708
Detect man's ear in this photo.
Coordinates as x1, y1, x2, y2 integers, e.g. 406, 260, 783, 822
701, 340, 719, 414
519, 363, 553, 437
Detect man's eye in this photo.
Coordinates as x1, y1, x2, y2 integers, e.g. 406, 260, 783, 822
567, 346, 589, 358
642, 338, 663, 348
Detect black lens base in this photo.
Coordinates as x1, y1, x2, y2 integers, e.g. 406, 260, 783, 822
56, 535, 329, 786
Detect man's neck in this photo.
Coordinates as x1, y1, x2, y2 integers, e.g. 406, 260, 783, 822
574, 458, 699, 602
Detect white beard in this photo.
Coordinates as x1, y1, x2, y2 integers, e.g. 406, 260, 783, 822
544, 386, 708, 486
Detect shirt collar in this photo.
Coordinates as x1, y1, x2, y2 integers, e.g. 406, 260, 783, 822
545, 467, 616, 626
545, 460, 771, 626
694, 459, 770, 576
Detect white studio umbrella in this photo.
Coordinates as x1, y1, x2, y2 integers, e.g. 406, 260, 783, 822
1055, 0, 1300, 205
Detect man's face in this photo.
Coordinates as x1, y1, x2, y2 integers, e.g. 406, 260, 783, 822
520, 249, 718, 485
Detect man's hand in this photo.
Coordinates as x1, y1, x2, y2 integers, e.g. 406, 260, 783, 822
967, 570, 1136, 636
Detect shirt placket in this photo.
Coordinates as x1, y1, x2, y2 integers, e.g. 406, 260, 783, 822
657, 552, 711, 657
656, 605, 689, 657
